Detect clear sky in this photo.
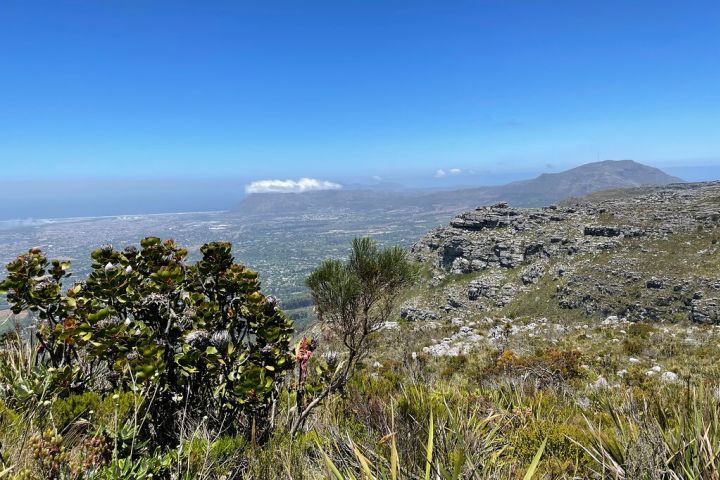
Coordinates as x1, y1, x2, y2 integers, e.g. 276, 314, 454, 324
1, 1, 719, 218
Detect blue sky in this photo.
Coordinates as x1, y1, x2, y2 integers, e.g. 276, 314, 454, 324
1, 1, 719, 217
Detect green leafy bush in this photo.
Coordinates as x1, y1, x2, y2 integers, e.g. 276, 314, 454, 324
50, 391, 135, 431
0, 238, 294, 447
627, 322, 655, 338
489, 347, 585, 384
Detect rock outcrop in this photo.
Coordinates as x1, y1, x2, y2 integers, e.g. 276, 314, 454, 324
410, 182, 720, 325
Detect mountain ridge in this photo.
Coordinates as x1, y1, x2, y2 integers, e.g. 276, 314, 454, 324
236, 160, 683, 217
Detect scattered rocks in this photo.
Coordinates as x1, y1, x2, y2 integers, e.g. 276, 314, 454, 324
422, 326, 484, 357
400, 302, 439, 322
601, 315, 629, 326
467, 275, 518, 306
691, 298, 719, 324
589, 376, 610, 390
583, 225, 623, 237
520, 263, 546, 285
488, 318, 550, 345
446, 295, 464, 309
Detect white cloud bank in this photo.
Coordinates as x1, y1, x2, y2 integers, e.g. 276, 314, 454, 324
245, 177, 342, 194
435, 168, 463, 178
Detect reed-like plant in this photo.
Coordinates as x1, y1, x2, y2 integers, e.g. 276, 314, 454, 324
577, 385, 720, 480
315, 393, 547, 480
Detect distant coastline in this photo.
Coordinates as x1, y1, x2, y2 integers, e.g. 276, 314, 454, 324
0, 210, 229, 229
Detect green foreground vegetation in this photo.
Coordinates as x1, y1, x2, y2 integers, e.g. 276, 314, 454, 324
0, 236, 719, 479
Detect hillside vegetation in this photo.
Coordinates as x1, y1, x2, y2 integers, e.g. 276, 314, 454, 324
0, 182, 719, 479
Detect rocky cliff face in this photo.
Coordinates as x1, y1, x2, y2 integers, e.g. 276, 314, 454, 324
413, 182, 717, 276
400, 182, 720, 357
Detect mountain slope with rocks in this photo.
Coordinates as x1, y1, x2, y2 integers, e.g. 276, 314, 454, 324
393, 181, 720, 361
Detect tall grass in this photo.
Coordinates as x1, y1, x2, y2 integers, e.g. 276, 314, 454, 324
313, 384, 547, 479
1, 326, 720, 479
578, 385, 720, 479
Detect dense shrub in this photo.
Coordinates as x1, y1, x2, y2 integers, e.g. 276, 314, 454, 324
490, 347, 585, 385
50, 391, 135, 432
628, 322, 655, 338
0, 238, 294, 447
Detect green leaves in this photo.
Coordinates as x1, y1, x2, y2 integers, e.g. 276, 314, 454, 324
87, 308, 111, 322
523, 437, 547, 480
305, 258, 361, 322
306, 237, 417, 328
0, 237, 295, 448
49, 259, 72, 281
425, 410, 434, 480
149, 265, 183, 283
140, 236, 161, 248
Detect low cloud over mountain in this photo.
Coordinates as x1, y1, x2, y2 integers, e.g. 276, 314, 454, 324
245, 178, 342, 194
435, 168, 463, 178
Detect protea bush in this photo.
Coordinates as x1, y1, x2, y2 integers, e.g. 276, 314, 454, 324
0, 238, 294, 448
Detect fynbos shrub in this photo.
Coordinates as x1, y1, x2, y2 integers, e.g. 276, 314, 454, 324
0, 238, 294, 447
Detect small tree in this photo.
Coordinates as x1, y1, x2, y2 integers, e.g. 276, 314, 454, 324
290, 237, 417, 435
0, 238, 294, 447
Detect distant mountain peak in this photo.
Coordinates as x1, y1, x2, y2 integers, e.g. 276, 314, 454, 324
235, 160, 685, 217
